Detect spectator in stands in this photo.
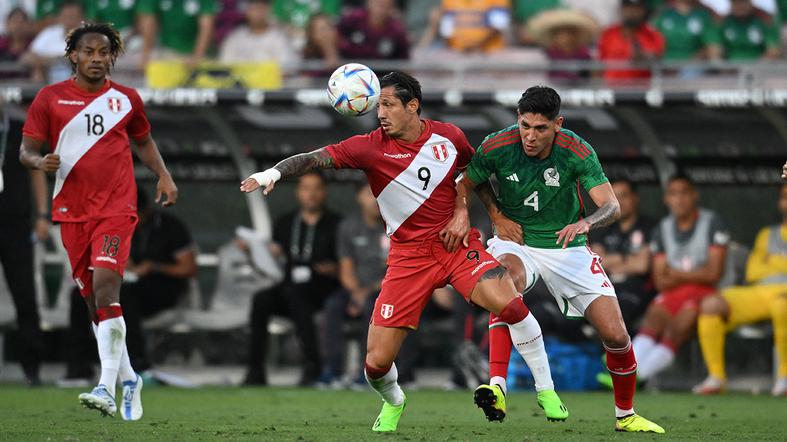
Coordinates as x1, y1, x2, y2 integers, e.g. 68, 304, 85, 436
84, 0, 138, 37
302, 13, 340, 73
720, 0, 780, 60
214, 0, 247, 46
512, 0, 565, 46
651, 0, 722, 62
564, 0, 620, 29
219, 0, 296, 69
598, 0, 665, 83
138, 0, 219, 68
121, 189, 197, 373
528, 9, 598, 84
320, 183, 388, 386
405, 0, 440, 44
0, 8, 32, 63
632, 174, 729, 384
337, 0, 410, 60
244, 172, 341, 386
21, 0, 82, 83
694, 183, 787, 397
0, 107, 46, 386
434, 0, 512, 53
590, 179, 655, 331
34, 0, 63, 32
274, 0, 341, 34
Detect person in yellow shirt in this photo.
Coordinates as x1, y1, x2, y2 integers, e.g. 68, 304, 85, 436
694, 183, 787, 396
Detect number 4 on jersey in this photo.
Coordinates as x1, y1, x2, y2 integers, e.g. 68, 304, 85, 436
524, 191, 539, 211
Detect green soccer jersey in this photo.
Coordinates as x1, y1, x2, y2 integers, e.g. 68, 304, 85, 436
720, 14, 780, 60
85, 0, 137, 32
137, 0, 219, 54
273, 0, 341, 29
652, 6, 720, 60
465, 126, 609, 249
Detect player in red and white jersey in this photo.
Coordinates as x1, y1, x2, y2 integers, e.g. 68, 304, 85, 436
19, 23, 177, 420
241, 72, 554, 432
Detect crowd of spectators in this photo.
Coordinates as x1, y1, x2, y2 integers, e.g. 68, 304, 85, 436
0, 0, 785, 85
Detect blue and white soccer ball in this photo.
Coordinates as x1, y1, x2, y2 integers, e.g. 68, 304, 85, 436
326, 63, 380, 116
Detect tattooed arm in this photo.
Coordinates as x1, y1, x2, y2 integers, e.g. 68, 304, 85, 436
240, 147, 334, 194
555, 182, 620, 248
473, 181, 524, 245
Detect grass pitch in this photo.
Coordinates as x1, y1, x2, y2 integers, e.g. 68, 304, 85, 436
0, 386, 785, 441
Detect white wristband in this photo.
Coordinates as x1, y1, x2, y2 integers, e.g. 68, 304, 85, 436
250, 168, 281, 187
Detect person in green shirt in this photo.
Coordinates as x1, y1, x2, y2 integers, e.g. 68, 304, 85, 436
84, 0, 138, 35
512, 0, 564, 45
273, 0, 340, 30
444, 86, 664, 434
651, 0, 722, 60
137, 0, 219, 67
720, 0, 780, 60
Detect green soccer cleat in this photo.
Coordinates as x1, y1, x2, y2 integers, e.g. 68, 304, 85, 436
537, 389, 569, 421
474, 384, 506, 422
615, 414, 665, 434
371, 395, 407, 432
596, 372, 614, 390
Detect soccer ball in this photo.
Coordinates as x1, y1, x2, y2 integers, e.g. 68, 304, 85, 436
326, 63, 380, 116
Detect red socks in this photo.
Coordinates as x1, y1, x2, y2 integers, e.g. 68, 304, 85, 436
96, 305, 123, 322
488, 314, 512, 379
365, 361, 392, 380
605, 341, 637, 413
498, 297, 529, 324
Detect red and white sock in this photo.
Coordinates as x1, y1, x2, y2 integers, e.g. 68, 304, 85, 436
365, 362, 405, 406
92, 320, 135, 384
488, 314, 512, 395
637, 341, 676, 381
605, 341, 637, 418
96, 304, 126, 397
498, 297, 554, 392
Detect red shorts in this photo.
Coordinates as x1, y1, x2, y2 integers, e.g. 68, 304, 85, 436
372, 229, 499, 329
60, 215, 137, 297
653, 283, 716, 315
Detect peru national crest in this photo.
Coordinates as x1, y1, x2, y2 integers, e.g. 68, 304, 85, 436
107, 97, 122, 113
432, 143, 448, 162
380, 303, 394, 319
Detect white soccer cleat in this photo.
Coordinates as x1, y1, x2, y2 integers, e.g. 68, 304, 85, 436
121, 374, 144, 421
79, 384, 117, 417
772, 377, 787, 397
692, 376, 726, 395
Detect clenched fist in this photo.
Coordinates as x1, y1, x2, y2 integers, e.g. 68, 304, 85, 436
36, 154, 60, 172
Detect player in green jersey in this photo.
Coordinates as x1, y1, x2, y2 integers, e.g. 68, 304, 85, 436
442, 86, 664, 434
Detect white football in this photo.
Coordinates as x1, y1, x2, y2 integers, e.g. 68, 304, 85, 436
326, 63, 380, 116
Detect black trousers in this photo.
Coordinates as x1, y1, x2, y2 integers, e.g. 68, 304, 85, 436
247, 282, 330, 384
0, 218, 43, 381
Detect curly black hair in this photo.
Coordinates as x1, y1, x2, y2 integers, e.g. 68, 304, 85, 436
64, 22, 124, 73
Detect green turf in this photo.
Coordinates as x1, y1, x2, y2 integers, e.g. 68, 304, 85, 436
0, 386, 785, 441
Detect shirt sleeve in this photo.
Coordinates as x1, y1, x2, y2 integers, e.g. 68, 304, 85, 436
325, 133, 372, 169
701, 13, 722, 46
577, 147, 609, 191
22, 89, 50, 142
708, 213, 730, 248
764, 17, 781, 48
336, 217, 354, 260
452, 125, 475, 170
126, 90, 151, 141
650, 224, 664, 255
464, 146, 495, 185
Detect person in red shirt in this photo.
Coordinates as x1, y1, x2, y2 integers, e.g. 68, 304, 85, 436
598, 0, 665, 83
19, 23, 177, 421
241, 71, 556, 433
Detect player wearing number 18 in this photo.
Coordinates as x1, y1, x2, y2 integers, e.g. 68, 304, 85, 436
19, 23, 178, 420
242, 72, 558, 434
452, 86, 665, 433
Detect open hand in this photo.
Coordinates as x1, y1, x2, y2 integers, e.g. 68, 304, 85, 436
493, 213, 523, 244
156, 174, 178, 207
555, 219, 590, 249
439, 208, 470, 252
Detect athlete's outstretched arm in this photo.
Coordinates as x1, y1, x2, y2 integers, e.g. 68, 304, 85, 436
240, 147, 334, 195
135, 134, 178, 207
555, 181, 620, 248
19, 136, 59, 171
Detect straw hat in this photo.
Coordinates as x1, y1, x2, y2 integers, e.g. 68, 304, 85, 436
528, 9, 600, 47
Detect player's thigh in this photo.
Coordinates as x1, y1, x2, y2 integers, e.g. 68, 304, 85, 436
724, 284, 787, 329
585, 294, 629, 346
486, 237, 540, 294
365, 323, 410, 368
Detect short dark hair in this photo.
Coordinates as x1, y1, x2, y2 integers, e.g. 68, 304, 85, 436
667, 172, 694, 188
517, 85, 561, 120
6, 7, 28, 22
611, 178, 637, 193
64, 22, 124, 73
299, 170, 327, 185
380, 71, 422, 115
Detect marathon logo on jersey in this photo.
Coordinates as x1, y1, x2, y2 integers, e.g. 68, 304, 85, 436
380, 303, 394, 319
107, 97, 122, 113
432, 143, 448, 162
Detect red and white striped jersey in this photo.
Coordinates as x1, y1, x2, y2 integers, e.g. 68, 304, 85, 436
23, 79, 150, 223
326, 119, 474, 244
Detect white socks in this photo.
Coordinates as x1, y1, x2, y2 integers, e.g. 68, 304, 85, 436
365, 363, 405, 406
507, 314, 554, 392
92, 322, 136, 390
632, 334, 656, 364
490, 376, 507, 395
95, 316, 127, 397
637, 344, 675, 381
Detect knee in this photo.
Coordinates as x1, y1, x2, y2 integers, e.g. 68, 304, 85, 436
506, 267, 526, 294
699, 295, 726, 315
365, 346, 393, 371
601, 327, 631, 350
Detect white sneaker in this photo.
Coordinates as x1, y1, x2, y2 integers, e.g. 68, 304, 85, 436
692, 376, 726, 395
79, 384, 117, 417
121, 374, 144, 421
772, 377, 787, 397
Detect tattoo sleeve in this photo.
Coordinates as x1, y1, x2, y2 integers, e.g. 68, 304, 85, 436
273, 147, 334, 178
584, 200, 620, 230
473, 180, 501, 217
